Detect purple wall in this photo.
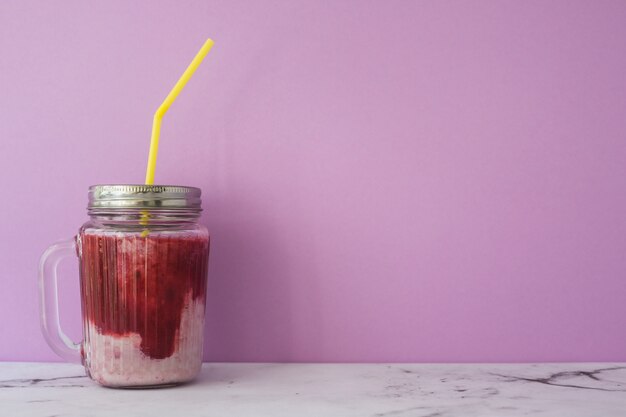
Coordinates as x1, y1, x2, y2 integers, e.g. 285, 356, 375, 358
1, 0, 625, 362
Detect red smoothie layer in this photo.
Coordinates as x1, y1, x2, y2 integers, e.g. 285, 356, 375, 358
78, 232, 209, 359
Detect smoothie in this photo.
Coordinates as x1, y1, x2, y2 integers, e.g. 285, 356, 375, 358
78, 230, 209, 387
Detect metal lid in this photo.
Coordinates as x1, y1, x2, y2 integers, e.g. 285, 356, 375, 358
88, 184, 202, 211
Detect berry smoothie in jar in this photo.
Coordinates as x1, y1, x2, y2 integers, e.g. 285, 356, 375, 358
39, 185, 210, 388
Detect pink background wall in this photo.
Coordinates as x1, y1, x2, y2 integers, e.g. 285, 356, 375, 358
1, 0, 625, 362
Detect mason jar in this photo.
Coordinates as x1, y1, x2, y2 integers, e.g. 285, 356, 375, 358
38, 185, 210, 388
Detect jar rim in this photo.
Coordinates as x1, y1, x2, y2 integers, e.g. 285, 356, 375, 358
88, 184, 202, 212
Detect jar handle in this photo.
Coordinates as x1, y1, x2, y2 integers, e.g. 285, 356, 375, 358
38, 238, 82, 363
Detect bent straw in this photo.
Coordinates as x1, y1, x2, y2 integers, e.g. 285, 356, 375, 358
145, 38, 215, 184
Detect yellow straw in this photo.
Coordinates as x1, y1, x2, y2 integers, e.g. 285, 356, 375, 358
144, 38, 215, 184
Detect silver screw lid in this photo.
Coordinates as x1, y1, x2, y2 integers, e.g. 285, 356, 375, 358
88, 184, 202, 211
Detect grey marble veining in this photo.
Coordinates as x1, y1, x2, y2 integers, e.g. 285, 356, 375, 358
1, 362, 625, 417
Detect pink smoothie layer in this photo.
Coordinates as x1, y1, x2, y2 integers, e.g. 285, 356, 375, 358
84, 295, 205, 387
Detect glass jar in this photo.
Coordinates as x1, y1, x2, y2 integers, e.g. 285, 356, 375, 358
39, 185, 210, 388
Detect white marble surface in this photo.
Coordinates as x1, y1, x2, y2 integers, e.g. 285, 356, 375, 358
1, 362, 625, 416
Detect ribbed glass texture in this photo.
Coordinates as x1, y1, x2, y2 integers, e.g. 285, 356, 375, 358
78, 225, 209, 388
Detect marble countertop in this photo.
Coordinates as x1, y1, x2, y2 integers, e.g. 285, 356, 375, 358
1, 362, 625, 416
